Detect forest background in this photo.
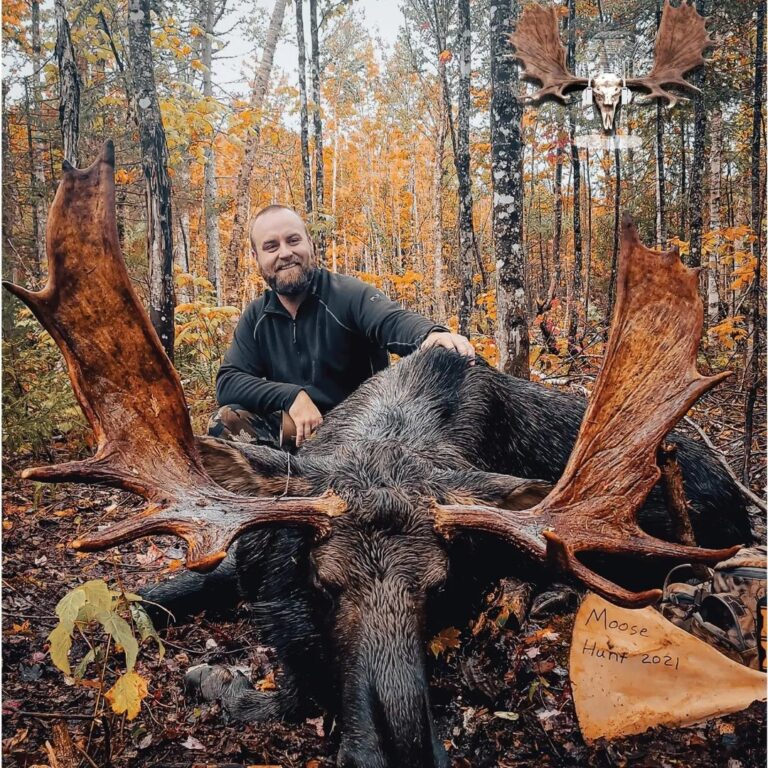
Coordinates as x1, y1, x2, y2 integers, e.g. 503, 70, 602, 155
2, 0, 765, 492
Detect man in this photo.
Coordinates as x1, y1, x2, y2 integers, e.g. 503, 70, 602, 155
211, 204, 474, 447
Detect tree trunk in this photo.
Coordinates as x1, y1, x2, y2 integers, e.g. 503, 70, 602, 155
455, 0, 477, 338
309, 0, 326, 261
224, 0, 287, 305
565, 0, 582, 348
432, 98, 447, 322
742, 0, 765, 485
296, 0, 313, 216
2, 82, 21, 334
30, 0, 47, 278
54, 0, 80, 166
128, 0, 176, 359
654, 0, 666, 249
552, 129, 563, 293
679, 112, 687, 238
202, 0, 222, 301
685, 0, 707, 268
492, 0, 529, 378
583, 149, 592, 328
607, 144, 621, 325
707, 108, 722, 325
655, 102, 666, 248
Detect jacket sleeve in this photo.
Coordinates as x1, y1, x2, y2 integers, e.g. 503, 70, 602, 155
216, 307, 304, 414
345, 278, 449, 357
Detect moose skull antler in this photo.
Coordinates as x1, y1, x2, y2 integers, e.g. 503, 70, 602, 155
5, 145, 739, 606
510, 0, 713, 132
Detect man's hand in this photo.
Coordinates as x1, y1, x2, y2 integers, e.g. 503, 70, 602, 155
288, 390, 323, 447
421, 331, 475, 362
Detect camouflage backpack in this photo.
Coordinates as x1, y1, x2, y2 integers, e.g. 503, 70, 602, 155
660, 545, 767, 670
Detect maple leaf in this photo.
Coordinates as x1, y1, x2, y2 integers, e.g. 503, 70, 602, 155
105, 670, 148, 720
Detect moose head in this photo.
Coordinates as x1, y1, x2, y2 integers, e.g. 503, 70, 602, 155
510, 0, 713, 133
5, 144, 742, 767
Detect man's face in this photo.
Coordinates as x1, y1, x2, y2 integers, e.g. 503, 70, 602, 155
250, 209, 315, 296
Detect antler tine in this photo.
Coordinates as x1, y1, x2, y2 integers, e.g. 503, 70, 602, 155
4, 143, 346, 569
509, 4, 587, 103
434, 214, 740, 607
627, 0, 713, 108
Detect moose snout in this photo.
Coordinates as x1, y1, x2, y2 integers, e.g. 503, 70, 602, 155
335, 579, 448, 768
336, 684, 447, 768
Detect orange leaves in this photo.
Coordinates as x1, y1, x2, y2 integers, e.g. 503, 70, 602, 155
429, 627, 461, 657
438, 50, 453, 64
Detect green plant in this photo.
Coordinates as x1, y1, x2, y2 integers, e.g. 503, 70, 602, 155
2, 308, 89, 458
47, 579, 164, 720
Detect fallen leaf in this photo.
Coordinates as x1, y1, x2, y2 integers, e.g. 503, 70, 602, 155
429, 627, 461, 658
493, 711, 520, 721
105, 670, 148, 720
181, 735, 205, 750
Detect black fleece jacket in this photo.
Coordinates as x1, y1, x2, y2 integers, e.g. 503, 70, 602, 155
216, 268, 446, 415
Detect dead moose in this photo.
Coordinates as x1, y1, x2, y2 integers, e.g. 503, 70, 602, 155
6, 144, 751, 768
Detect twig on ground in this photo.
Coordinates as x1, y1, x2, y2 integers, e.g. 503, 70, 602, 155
683, 416, 767, 511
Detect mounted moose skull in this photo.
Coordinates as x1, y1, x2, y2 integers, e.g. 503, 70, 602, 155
510, 0, 713, 134
4, 145, 747, 767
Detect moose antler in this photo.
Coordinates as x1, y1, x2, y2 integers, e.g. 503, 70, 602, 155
509, 4, 588, 103
627, 0, 713, 108
3, 143, 345, 571
434, 214, 740, 607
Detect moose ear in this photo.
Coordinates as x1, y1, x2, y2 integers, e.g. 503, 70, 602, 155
195, 436, 313, 497
435, 469, 552, 511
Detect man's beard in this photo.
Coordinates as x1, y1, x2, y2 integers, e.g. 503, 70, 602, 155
266, 264, 315, 296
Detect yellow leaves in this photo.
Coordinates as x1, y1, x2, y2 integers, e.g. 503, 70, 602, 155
190, 60, 208, 73
189, 24, 205, 37
438, 50, 453, 64
46, 580, 162, 718
708, 316, 747, 350
429, 627, 461, 658
105, 670, 149, 720
114, 169, 138, 185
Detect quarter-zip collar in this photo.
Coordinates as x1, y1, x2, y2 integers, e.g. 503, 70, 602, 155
263, 268, 321, 318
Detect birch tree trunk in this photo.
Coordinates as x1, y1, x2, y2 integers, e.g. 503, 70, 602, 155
309, 0, 326, 260
54, 0, 80, 166
224, 0, 287, 305
2, 82, 21, 333
685, 0, 707, 268
606, 145, 621, 326
552, 129, 563, 293
296, 0, 312, 216
707, 108, 722, 325
202, 0, 222, 301
742, 0, 765, 484
655, 102, 666, 248
30, 0, 47, 277
128, 0, 176, 359
455, 0, 477, 338
565, 0, 582, 348
492, 0, 528, 377
432, 98, 447, 322
654, 0, 666, 249
679, 112, 687, 238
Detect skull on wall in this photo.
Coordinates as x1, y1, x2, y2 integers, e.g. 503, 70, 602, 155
592, 73, 624, 131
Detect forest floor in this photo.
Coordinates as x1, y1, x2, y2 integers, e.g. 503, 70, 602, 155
2, 386, 766, 768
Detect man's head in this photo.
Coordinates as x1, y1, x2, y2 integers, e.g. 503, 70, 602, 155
249, 205, 315, 296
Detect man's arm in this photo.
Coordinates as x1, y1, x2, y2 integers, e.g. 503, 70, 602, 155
343, 277, 474, 358
216, 307, 304, 414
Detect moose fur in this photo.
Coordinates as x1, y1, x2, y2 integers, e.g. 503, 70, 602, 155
144, 348, 750, 767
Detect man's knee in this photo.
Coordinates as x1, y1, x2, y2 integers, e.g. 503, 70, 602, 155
207, 405, 281, 448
